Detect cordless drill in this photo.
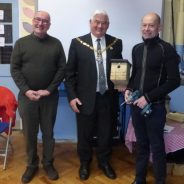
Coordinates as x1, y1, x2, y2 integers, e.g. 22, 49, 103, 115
123, 90, 152, 117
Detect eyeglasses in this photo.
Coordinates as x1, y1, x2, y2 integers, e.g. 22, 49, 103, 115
93, 19, 109, 26
33, 17, 50, 25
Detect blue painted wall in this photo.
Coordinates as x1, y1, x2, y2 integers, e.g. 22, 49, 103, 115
38, 90, 77, 141
169, 86, 184, 113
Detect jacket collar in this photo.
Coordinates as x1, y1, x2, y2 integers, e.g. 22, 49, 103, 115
142, 35, 160, 45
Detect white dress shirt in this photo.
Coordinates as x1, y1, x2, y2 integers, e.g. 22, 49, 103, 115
91, 33, 108, 92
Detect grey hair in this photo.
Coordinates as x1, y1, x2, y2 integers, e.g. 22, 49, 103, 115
90, 10, 109, 22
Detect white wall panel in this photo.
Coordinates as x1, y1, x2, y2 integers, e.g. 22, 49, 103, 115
38, 0, 163, 62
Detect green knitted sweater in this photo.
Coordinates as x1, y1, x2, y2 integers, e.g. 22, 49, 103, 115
10, 33, 66, 94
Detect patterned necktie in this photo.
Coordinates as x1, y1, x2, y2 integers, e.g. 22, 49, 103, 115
96, 39, 106, 95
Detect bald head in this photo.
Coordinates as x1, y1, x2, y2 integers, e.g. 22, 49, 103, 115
34, 11, 51, 22
141, 12, 161, 39
142, 12, 160, 25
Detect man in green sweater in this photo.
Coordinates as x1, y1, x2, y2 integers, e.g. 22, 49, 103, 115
10, 11, 66, 183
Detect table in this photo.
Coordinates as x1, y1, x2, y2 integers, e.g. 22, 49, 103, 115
125, 119, 184, 154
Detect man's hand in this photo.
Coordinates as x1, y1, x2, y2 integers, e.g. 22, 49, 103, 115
134, 96, 148, 109
25, 90, 41, 101
37, 90, 51, 97
70, 98, 82, 113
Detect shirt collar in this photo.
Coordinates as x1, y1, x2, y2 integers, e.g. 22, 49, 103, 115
91, 33, 105, 43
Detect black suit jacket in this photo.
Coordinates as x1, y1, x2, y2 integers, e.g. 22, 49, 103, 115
65, 33, 122, 114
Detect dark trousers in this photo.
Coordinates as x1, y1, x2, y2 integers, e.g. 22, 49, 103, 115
131, 103, 166, 184
18, 91, 59, 168
76, 92, 113, 165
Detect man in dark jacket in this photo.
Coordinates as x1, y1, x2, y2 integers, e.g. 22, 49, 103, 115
125, 12, 180, 184
65, 10, 122, 180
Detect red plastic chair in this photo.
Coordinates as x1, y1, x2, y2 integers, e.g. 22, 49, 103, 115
0, 86, 17, 170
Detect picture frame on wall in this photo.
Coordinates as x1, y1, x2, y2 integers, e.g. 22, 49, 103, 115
0, 3, 12, 64
0, 3, 12, 23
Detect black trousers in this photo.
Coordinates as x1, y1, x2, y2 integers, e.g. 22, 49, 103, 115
131, 103, 166, 184
18, 91, 59, 168
76, 92, 113, 165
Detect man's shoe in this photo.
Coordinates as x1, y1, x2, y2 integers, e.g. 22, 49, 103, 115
156, 181, 165, 184
21, 166, 38, 183
131, 180, 147, 184
43, 165, 59, 180
99, 163, 116, 179
79, 164, 90, 180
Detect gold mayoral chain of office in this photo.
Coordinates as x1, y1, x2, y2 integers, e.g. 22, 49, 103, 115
76, 37, 119, 53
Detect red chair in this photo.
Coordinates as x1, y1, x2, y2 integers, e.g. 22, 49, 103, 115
0, 86, 17, 170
